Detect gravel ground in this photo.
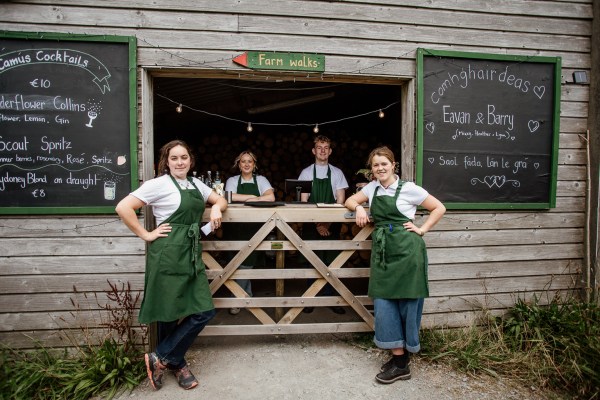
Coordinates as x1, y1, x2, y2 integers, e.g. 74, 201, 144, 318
113, 333, 557, 400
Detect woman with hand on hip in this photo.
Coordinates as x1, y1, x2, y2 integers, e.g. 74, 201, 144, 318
116, 140, 227, 391
223, 150, 275, 314
344, 146, 445, 384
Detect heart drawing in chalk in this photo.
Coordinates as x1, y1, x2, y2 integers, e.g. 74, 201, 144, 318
528, 120, 540, 133
484, 176, 496, 187
472, 175, 520, 189
534, 163, 540, 169
428, 157, 435, 164
533, 85, 545, 99
425, 122, 435, 134
495, 175, 506, 187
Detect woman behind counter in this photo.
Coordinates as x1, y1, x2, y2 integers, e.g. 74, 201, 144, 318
224, 150, 275, 314
344, 146, 445, 384
115, 140, 227, 391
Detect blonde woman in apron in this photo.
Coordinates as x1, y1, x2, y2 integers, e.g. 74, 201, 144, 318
116, 140, 227, 391
224, 150, 275, 314
345, 146, 445, 384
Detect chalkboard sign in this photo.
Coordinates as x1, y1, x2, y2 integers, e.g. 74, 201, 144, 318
417, 49, 561, 209
0, 32, 137, 214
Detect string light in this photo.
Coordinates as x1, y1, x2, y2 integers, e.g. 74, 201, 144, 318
176, 104, 183, 113
379, 109, 385, 118
156, 93, 399, 133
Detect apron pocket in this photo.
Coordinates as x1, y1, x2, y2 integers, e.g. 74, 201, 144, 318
157, 244, 191, 276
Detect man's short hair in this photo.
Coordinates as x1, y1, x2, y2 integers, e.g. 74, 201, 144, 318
313, 135, 331, 145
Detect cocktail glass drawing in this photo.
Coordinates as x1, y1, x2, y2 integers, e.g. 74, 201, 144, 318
86, 111, 98, 127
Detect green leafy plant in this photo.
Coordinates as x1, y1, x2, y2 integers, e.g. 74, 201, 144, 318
355, 168, 373, 181
352, 294, 599, 400
497, 295, 600, 399
0, 281, 147, 400
419, 294, 599, 400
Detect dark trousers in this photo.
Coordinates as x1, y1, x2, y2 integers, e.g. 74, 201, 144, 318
155, 309, 216, 369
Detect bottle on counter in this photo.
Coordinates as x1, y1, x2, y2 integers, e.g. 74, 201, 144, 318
213, 171, 224, 196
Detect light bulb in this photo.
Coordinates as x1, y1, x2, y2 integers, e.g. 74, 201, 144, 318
378, 109, 385, 118
176, 104, 183, 113
313, 124, 319, 134
247, 122, 253, 132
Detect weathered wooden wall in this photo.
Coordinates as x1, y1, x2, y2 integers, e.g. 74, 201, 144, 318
0, 0, 593, 348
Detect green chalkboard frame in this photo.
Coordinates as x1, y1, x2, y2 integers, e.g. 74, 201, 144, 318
0, 31, 138, 215
416, 48, 561, 210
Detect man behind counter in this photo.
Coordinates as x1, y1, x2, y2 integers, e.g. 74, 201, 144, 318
298, 135, 349, 314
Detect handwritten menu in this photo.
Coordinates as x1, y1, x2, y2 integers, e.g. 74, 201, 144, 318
417, 49, 560, 209
0, 33, 136, 213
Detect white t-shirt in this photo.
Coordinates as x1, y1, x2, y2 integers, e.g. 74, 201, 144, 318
224, 174, 273, 195
131, 174, 214, 225
360, 177, 429, 220
298, 163, 349, 200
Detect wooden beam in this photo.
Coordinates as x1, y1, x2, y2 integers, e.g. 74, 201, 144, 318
275, 217, 375, 328
208, 215, 276, 293
200, 322, 372, 336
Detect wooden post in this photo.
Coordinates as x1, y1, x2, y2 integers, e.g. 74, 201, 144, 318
275, 228, 285, 321
590, 0, 600, 304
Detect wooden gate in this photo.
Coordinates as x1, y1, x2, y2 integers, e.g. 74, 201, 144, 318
200, 204, 374, 335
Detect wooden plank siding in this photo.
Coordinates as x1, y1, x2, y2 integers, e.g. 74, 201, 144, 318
0, 0, 592, 348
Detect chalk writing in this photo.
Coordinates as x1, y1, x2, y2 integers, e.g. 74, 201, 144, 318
429, 64, 539, 105
0, 35, 134, 211
419, 49, 559, 207
0, 48, 112, 94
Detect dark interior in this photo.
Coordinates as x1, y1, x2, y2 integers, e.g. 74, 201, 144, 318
153, 77, 403, 200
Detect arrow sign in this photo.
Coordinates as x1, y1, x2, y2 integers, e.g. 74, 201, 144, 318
232, 52, 248, 68
232, 51, 325, 72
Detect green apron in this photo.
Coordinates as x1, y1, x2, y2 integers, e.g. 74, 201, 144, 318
305, 164, 339, 264
308, 164, 336, 205
139, 176, 214, 324
227, 175, 264, 266
368, 182, 429, 299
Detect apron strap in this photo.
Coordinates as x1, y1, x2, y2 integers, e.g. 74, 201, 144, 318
187, 222, 200, 275
373, 226, 387, 270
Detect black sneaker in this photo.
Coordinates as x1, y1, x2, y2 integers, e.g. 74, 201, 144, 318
380, 353, 410, 372
144, 352, 166, 390
329, 306, 346, 314
375, 364, 411, 383
174, 365, 199, 390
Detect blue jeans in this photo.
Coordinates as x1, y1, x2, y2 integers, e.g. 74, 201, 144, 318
155, 309, 216, 369
235, 264, 253, 297
373, 298, 424, 353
